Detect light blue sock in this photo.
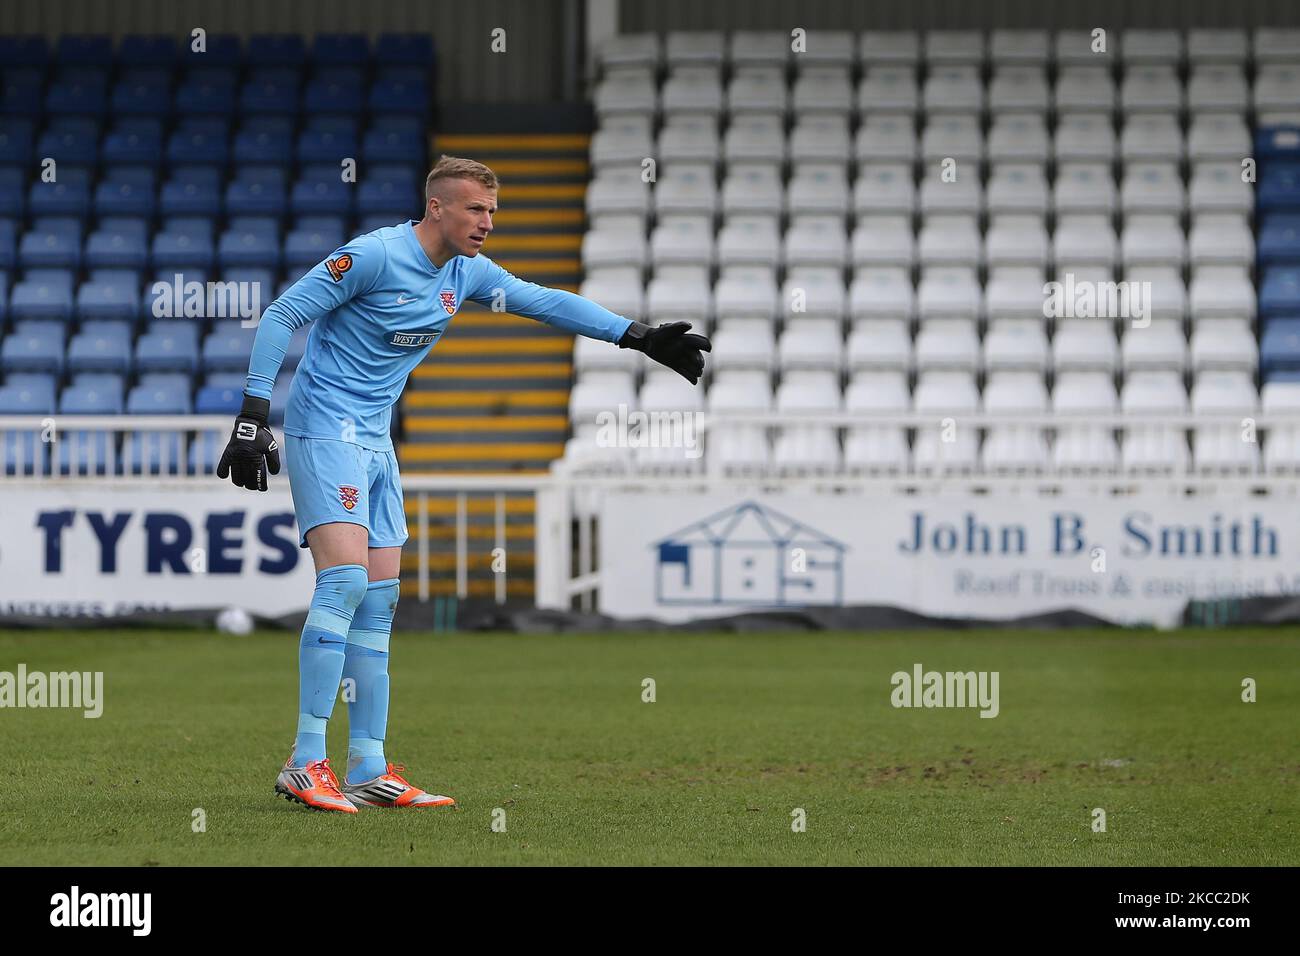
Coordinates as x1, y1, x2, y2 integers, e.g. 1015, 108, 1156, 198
344, 577, 398, 784
293, 564, 368, 766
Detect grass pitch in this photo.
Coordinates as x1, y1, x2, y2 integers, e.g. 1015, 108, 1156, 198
0, 627, 1296, 866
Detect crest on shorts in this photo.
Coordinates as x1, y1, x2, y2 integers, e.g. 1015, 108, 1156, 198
338, 485, 360, 511
439, 289, 457, 314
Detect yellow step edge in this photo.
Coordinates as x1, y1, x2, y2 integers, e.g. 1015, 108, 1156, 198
487, 257, 580, 275
406, 414, 569, 430
477, 159, 589, 177
498, 184, 585, 200
480, 234, 582, 252
491, 208, 585, 226
434, 337, 573, 355
400, 554, 537, 571
411, 362, 572, 378
401, 524, 537, 541
403, 498, 536, 517
399, 581, 535, 597
437, 134, 590, 151
400, 443, 566, 461
400, 467, 551, 477
404, 389, 569, 408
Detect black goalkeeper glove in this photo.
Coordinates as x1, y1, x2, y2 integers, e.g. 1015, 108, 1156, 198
216, 395, 281, 491
618, 321, 711, 384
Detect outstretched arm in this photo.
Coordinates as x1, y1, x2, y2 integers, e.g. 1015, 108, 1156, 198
465, 257, 711, 383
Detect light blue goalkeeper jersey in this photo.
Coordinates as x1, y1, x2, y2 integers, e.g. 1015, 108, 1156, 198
243, 220, 633, 452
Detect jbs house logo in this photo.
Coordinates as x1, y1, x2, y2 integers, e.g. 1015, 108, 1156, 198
439, 290, 458, 314
390, 330, 442, 348
338, 485, 359, 511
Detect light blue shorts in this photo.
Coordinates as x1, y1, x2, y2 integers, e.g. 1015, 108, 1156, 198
283, 435, 409, 549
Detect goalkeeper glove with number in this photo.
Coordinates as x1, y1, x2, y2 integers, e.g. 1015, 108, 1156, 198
618, 321, 711, 385
216, 395, 281, 491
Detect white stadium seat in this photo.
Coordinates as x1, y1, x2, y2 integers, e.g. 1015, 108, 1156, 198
851, 216, 915, 269
665, 31, 725, 68
1187, 114, 1251, 163
778, 318, 843, 371
658, 118, 720, 169
854, 164, 916, 216
912, 370, 979, 474
1054, 115, 1116, 165
598, 33, 660, 71
1121, 214, 1186, 269
654, 165, 718, 219
792, 67, 854, 115
651, 217, 714, 269
797, 30, 856, 69
1120, 115, 1184, 164
1054, 214, 1118, 270
857, 66, 919, 113
1121, 319, 1187, 372
985, 215, 1050, 270
984, 318, 1049, 372
917, 267, 982, 320
1188, 66, 1250, 113
849, 268, 915, 320
715, 266, 779, 320
918, 214, 982, 269
1190, 318, 1257, 373
1192, 370, 1259, 474
860, 30, 921, 67
646, 268, 712, 323
582, 223, 647, 272
1122, 29, 1184, 66
921, 115, 984, 167
1262, 380, 1300, 473
1121, 65, 1184, 113
717, 216, 781, 269
1054, 66, 1115, 112
926, 30, 985, 66
729, 31, 790, 70
1053, 319, 1119, 373
726, 67, 789, 116
1189, 161, 1253, 216
1053, 370, 1120, 473
847, 319, 911, 371
918, 171, 983, 218
923, 66, 985, 114
854, 116, 918, 164
709, 319, 775, 373
720, 164, 784, 218
781, 267, 847, 320
988, 115, 1049, 165
985, 266, 1050, 319
787, 165, 850, 218
1189, 265, 1255, 320
790, 116, 853, 169
1188, 213, 1254, 268
580, 267, 644, 319
989, 29, 1051, 65
661, 66, 724, 119
982, 370, 1050, 474
1120, 163, 1185, 217
914, 317, 979, 371
586, 171, 652, 221
723, 115, 786, 167
1054, 164, 1117, 216
1121, 371, 1190, 474
1187, 29, 1249, 65
590, 117, 654, 170
986, 164, 1051, 216
784, 216, 849, 270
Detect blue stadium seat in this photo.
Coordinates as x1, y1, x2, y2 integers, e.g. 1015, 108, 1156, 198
60, 374, 124, 412
102, 165, 158, 188
369, 77, 428, 115
37, 126, 98, 165
33, 215, 84, 239
94, 179, 156, 218
375, 34, 435, 66
1255, 127, 1300, 164
152, 231, 215, 272
370, 115, 423, 136
298, 215, 346, 237
297, 128, 358, 164
19, 228, 80, 270
67, 321, 133, 374
1261, 268, 1300, 318
304, 115, 359, 136
102, 126, 162, 166
371, 163, 420, 188
0, 119, 34, 165
166, 129, 230, 167
0, 36, 49, 67
233, 165, 287, 189
303, 75, 364, 114
311, 33, 368, 65
202, 320, 256, 371
194, 383, 242, 414
129, 373, 192, 412
1261, 318, 1300, 375
0, 77, 42, 117
291, 178, 353, 216
0, 372, 56, 411
160, 178, 222, 217
76, 274, 139, 323
243, 115, 295, 137
1, 320, 66, 372
182, 33, 242, 67
27, 179, 91, 218
240, 76, 300, 115
85, 228, 148, 271
358, 179, 416, 215
225, 179, 287, 217
161, 216, 215, 241
53, 64, 109, 90
0, 219, 14, 272
285, 225, 339, 269
111, 73, 172, 116
135, 321, 199, 372
1260, 164, 1300, 213
249, 34, 306, 67
204, 371, 246, 390
122, 429, 187, 475
11, 272, 75, 325
0, 272, 8, 324
234, 129, 293, 165
227, 215, 279, 238
0, 168, 24, 218
120, 34, 178, 66
300, 163, 345, 184
218, 228, 281, 270
56, 35, 113, 66
358, 214, 401, 234
45, 79, 108, 117
223, 266, 276, 288
174, 77, 237, 116
1259, 215, 1300, 268
362, 128, 424, 165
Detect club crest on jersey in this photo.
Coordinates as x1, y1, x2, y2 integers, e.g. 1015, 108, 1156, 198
326, 254, 353, 282
390, 330, 442, 348
338, 485, 360, 511
439, 290, 458, 315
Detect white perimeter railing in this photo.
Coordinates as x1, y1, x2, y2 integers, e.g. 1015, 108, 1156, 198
6, 413, 1300, 610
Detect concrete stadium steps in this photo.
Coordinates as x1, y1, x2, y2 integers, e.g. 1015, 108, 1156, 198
398, 493, 537, 600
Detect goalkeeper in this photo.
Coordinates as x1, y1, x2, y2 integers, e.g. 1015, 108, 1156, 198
218, 156, 710, 813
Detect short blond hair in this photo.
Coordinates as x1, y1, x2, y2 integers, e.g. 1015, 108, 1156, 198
425, 155, 499, 203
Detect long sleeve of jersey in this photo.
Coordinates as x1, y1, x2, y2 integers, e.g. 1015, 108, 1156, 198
465, 256, 632, 343
243, 234, 387, 399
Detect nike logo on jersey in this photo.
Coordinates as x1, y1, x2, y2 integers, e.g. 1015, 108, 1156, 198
390, 330, 442, 347
396, 294, 417, 305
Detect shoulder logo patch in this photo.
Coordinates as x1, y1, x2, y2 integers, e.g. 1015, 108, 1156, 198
338, 485, 359, 511
439, 290, 458, 314
326, 254, 353, 282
